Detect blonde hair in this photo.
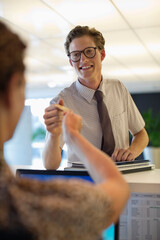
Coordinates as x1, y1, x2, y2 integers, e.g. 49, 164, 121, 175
64, 25, 105, 56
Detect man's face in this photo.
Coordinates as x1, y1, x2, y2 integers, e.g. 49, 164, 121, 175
69, 35, 105, 87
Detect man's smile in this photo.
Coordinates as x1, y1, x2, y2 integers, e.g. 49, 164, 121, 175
79, 64, 93, 70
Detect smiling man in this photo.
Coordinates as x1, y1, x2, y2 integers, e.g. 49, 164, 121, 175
43, 25, 149, 169
68, 35, 105, 89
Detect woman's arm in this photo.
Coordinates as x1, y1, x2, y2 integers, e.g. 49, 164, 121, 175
63, 111, 130, 224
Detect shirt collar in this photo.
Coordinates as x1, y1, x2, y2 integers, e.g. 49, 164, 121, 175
97, 78, 106, 95
75, 79, 95, 103
97, 78, 103, 91
75, 77, 106, 102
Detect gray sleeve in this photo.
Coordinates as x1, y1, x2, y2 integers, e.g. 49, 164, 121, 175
50, 96, 60, 105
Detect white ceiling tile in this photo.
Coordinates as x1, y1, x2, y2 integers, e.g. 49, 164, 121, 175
103, 30, 157, 64
0, 0, 160, 93
0, 0, 71, 38
113, 0, 160, 27
135, 27, 160, 64
44, 0, 129, 31
102, 56, 142, 82
128, 63, 160, 78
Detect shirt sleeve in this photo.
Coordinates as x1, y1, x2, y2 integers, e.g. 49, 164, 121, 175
10, 178, 113, 240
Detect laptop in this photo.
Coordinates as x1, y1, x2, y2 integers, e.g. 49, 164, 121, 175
16, 169, 119, 240
65, 159, 155, 173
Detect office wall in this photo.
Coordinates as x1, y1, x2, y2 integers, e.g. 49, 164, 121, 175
131, 92, 160, 159
131, 92, 160, 114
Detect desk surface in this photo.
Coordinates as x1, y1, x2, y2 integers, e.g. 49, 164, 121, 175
123, 169, 160, 193
11, 165, 160, 194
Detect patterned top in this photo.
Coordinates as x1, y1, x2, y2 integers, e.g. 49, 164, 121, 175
50, 78, 145, 163
0, 154, 112, 240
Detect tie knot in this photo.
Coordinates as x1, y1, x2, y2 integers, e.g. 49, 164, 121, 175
94, 90, 103, 102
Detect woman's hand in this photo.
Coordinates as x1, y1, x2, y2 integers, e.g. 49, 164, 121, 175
62, 111, 82, 143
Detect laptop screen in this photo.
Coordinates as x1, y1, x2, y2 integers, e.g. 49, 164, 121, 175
16, 169, 119, 240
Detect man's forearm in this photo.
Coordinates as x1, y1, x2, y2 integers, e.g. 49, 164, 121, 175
42, 133, 62, 169
129, 128, 149, 158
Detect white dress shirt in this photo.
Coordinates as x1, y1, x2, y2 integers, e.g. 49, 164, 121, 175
50, 78, 145, 164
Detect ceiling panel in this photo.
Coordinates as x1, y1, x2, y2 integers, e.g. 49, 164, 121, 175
135, 27, 160, 64
104, 30, 156, 63
0, 0, 71, 37
44, 0, 129, 31
0, 0, 160, 94
113, 0, 160, 27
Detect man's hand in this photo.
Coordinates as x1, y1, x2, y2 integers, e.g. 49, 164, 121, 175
43, 99, 64, 136
112, 128, 149, 162
112, 148, 135, 162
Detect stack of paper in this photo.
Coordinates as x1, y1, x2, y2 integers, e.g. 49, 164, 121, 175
64, 160, 155, 174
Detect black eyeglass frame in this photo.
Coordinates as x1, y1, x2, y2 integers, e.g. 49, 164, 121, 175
68, 47, 97, 62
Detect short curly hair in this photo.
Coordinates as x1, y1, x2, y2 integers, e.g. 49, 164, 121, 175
0, 21, 26, 94
64, 25, 105, 56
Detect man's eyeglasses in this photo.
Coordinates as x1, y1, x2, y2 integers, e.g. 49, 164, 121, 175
68, 47, 97, 62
